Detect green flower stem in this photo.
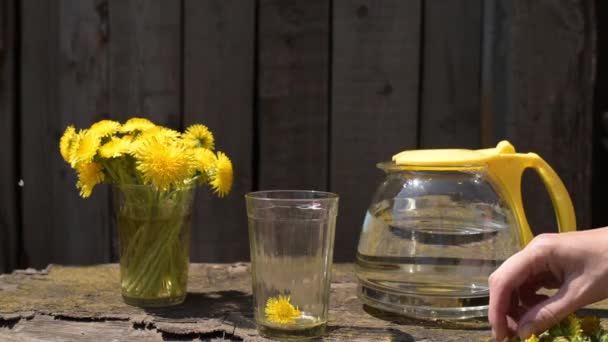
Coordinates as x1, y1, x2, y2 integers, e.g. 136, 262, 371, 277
116, 186, 192, 302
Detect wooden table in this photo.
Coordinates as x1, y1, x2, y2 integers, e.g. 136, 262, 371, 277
0, 264, 606, 341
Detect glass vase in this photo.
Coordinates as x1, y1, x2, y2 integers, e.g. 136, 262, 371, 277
113, 184, 194, 307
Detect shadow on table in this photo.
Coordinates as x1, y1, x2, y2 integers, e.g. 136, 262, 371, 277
326, 326, 416, 341
143, 290, 255, 328
362, 305, 490, 331
578, 308, 608, 318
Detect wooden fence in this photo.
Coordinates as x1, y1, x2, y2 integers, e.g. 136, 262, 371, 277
0, 0, 595, 273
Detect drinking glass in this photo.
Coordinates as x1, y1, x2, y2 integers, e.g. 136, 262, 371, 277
245, 190, 339, 340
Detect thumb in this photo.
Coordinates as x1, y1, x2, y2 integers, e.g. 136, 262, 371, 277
517, 286, 580, 339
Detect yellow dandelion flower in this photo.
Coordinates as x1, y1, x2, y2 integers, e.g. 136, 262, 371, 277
523, 335, 538, 342
99, 137, 131, 159
193, 148, 217, 174
89, 120, 121, 137
76, 162, 104, 198
59, 125, 77, 162
121, 117, 156, 133
130, 126, 181, 154
210, 151, 233, 197
183, 124, 214, 150
136, 126, 181, 142
581, 316, 601, 336
265, 295, 301, 324
135, 136, 196, 191
69, 130, 101, 168
566, 314, 583, 338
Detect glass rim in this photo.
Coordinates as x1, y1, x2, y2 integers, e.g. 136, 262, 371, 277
245, 190, 338, 201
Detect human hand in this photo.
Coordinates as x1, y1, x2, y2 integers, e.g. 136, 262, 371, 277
488, 227, 608, 341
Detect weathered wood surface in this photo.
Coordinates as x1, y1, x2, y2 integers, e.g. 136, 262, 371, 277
183, 0, 255, 262
0, 264, 498, 341
257, 0, 330, 190
330, 0, 421, 261
419, 0, 482, 149
2, 264, 608, 341
0, 0, 17, 274
109, 0, 182, 129
21, 0, 112, 268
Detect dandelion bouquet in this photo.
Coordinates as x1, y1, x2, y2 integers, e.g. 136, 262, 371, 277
59, 118, 233, 306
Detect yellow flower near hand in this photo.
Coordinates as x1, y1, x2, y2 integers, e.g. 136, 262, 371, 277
183, 124, 214, 150
210, 151, 233, 197
76, 162, 104, 198
99, 137, 131, 158
89, 120, 121, 137
120, 117, 155, 133
566, 314, 583, 338
135, 136, 195, 191
523, 335, 538, 342
265, 295, 301, 324
581, 315, 600, 336
59, 125, 77, 162
69, 130, 101, 167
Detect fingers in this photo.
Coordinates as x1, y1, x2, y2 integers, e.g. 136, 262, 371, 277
488, 235, 558, 341
516, 285, 581, 339
519, 292, 550, 309
488, 249, 535, 341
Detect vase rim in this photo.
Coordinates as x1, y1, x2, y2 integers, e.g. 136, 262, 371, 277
113, 183, 195, 190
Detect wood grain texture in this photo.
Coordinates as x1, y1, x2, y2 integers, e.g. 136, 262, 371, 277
108, 0, 181, 129
481, 0, 510, 147
0, 0, 17, 273
501, 0, 595, 232
331, 0, 421, 261
20, 0, 111, 268
0, 315, 164, 342
183, 0, 255, 262
257, 0, 330, 190
420, 0, 482, 149
0, 264, 505, 341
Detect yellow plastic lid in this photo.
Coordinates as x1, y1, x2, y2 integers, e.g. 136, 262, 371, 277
392, 141, 516, 166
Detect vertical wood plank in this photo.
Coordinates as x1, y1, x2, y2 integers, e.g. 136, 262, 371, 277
108, 0, 182, 259
420, 0, 482, 148
481, 0, 509, 146
0, 0, 17, 273
109, 0, 181, 129
183, 0, 254, 262
592, 0, 608, 228
331, 0, 421, 261
487, 0, 595, 231
257, 0, 330, 190
21, 0, 111, 268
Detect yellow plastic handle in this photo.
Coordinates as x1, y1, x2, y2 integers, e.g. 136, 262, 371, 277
485, 143, 576, 246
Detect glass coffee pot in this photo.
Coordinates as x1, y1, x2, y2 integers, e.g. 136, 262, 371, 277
355, 141, 576, 320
